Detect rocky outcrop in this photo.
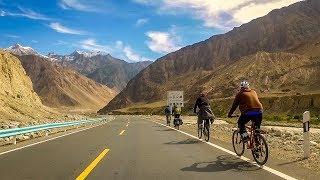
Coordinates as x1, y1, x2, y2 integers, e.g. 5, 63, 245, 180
0, 51, 54, 122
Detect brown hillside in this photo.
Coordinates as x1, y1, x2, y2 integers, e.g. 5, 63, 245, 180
0, 51, 54, 122
197, 52, 320, 98
100, 0, 320, 113
17, 55, 116, 112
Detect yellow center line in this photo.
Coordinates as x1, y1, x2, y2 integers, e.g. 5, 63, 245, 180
119, 130, 125, 135
75, 148, 110, 180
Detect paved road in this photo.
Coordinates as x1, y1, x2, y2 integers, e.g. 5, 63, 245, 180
0, 116, 294, 179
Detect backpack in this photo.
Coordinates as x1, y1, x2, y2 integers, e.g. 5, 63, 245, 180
173, 107, 181, 115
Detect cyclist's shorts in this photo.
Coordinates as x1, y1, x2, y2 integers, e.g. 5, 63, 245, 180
245, 110, 262, 116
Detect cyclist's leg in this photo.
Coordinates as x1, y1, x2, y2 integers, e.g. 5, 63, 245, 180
238, 114, 250, 139
197, 116, 201, 128
205, 119, 210, 132
251, 112, 263, 145
255, 112, 262, 130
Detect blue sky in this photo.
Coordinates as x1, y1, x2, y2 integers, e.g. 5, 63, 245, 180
0, 0, 301, 62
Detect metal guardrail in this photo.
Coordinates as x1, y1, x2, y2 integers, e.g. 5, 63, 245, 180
0, 118, 107, 139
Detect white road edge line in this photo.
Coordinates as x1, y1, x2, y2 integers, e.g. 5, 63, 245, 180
151, 120, 297, 180
0, 118, 114, 156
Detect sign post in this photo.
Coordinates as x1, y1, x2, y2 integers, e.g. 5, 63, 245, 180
303, 111, 310, 159
167, 91, 184, 108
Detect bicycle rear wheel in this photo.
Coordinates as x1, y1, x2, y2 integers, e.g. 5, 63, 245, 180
252, 133, 269, 165
204, 121, 210, 142
232, 130, 245, 156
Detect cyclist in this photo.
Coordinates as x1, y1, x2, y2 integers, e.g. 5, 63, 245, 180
164, 105, 171, 125
228, 81, 263, 142
194, 92, 215, 127
172, 104, 182, 125
172, 104, 181, 118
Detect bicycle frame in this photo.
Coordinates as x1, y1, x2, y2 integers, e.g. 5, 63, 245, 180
245, 122, 256, 150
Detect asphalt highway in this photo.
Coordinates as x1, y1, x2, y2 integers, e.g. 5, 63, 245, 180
0, 116, 299, 179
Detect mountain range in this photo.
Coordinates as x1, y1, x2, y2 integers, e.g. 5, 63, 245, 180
100, 0, 320, 113
49, 51, 152, 91
5, 45, 116, 112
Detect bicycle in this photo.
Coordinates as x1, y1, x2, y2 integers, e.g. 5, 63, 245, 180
232, 120, 269, 165
166, 115, 171, 126
198, 119, 210, 142
173, 115, 182, 130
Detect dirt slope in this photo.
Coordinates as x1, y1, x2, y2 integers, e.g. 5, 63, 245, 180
0, 51, 55, 122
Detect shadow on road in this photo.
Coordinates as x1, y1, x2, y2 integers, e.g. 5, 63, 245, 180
164, 138, 202, 145
156, 129, 175, 132
181, 155, 260, 172
277, 158, 305, 166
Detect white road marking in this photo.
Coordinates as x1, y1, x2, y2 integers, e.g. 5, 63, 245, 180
152, 120, 297, 180
0, 119, 114, 156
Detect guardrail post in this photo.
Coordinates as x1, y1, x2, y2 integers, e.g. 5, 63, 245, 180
45, 130, 49, 136
303, 111, 310, 159
13, 136, 17, 145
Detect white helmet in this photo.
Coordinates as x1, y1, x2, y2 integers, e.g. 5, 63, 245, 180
240, 81, 250, 89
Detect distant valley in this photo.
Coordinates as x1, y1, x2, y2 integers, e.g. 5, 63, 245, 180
49, 51, 151, 91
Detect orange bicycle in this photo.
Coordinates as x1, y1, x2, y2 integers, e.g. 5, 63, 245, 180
232, 121, 269, 165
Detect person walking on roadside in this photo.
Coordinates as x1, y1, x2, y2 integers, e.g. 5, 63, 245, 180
228, 81, 263, 142
194, 92, 215, 127
164, 105, 172, 126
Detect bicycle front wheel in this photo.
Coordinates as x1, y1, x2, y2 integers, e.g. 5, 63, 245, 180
252, 133, 269, 165
232, 130, 245, 156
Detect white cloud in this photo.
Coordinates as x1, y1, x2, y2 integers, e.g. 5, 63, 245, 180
116, 41, 151, 62
31, 40, 38, 43
4, 34, 20, 38
76, 39, 151, 62
79, 38, 112, 52
49, 22, 86, 35
53, 40, 68, 46
145, 31, 181, 54
135, 18, 149, 27
1, 7, 51, 20
59, 0, 99, 12
132, 0, 158, 5
134, 0, 302, 30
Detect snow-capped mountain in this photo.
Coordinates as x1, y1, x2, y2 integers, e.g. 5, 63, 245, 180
5, 44, 59, 61
48, 50, 151, 90
71, 50, 106, 58
48, 50, 106, 62
5, 43, 38, 56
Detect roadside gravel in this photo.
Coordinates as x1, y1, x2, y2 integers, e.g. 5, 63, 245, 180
155, 115, 320, 172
